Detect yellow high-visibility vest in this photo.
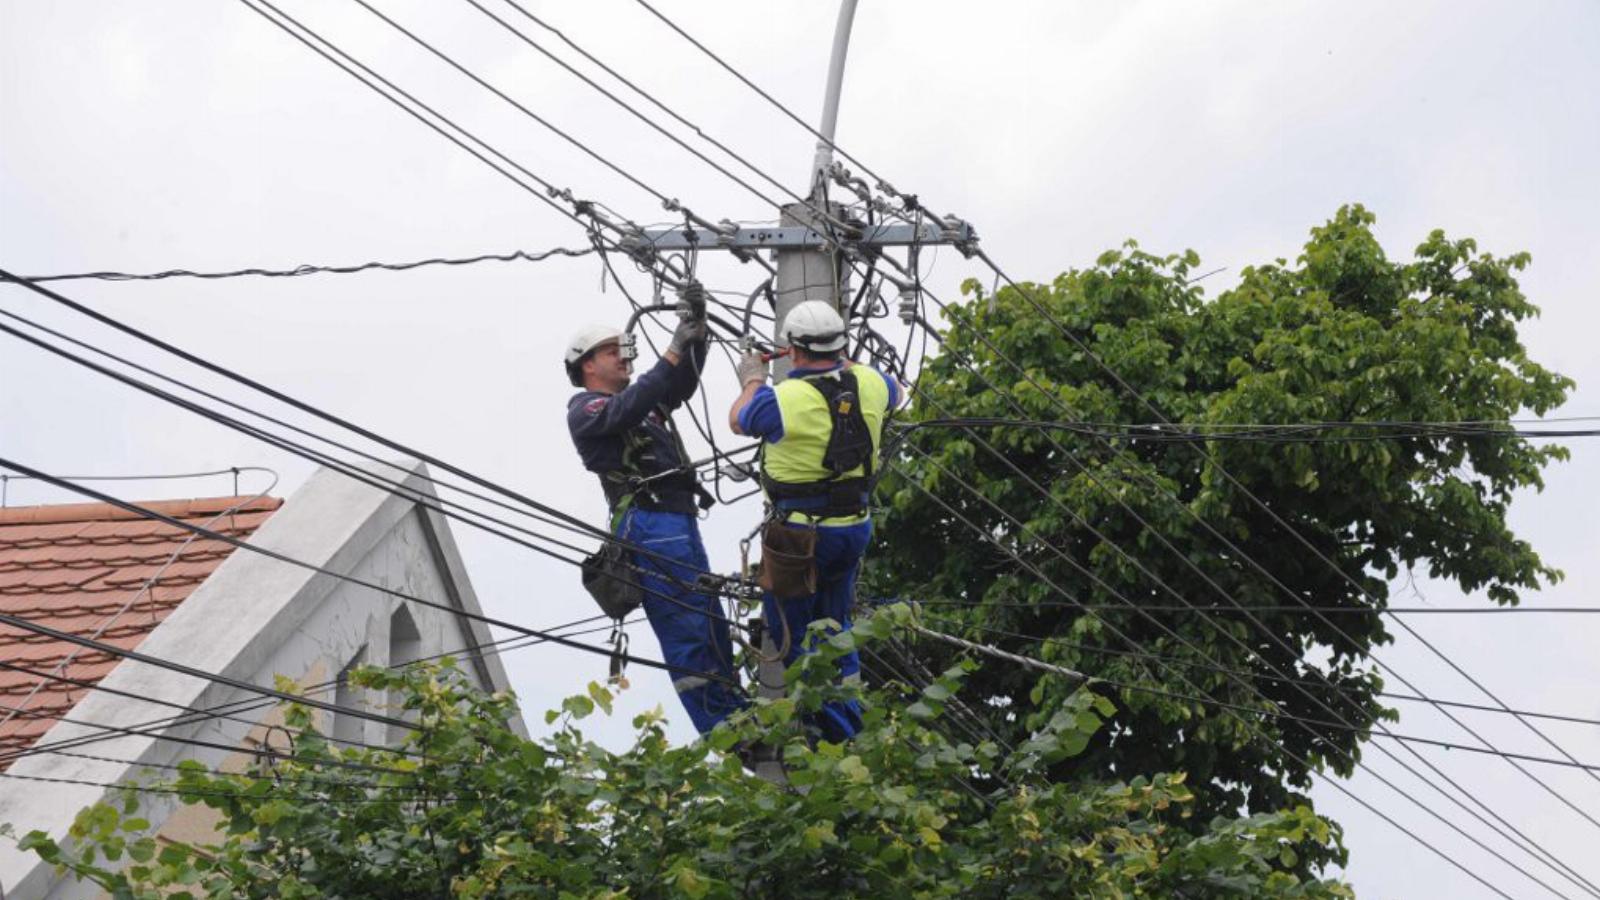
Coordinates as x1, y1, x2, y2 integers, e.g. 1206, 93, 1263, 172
761, 365, 891, 526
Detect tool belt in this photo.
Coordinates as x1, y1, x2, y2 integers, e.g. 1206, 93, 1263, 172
581, 541, 643, 619
758, 520, 817, 600
601, 470, 708, 516
760, 474, 871, 520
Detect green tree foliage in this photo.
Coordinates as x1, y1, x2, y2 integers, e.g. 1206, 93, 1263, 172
864, 205, 1572, 868
13, 610, 1349, 898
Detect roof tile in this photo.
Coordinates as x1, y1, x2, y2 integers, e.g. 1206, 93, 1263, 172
0, 495, 280, 770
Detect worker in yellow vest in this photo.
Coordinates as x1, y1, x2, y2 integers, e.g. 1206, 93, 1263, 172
728, 300, 899, 742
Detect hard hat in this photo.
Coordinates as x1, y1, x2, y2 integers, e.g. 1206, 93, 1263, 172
781, 300, 847, 353
564, 324, 623, 386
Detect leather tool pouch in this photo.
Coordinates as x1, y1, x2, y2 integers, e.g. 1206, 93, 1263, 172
581, 542, 644, 619
758, 521, 817, 599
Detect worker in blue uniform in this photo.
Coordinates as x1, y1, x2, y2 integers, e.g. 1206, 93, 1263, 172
728, 300, 900, 743
565, 285, 745, 736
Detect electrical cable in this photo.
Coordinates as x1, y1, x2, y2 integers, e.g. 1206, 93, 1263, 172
345, 0, 713, 231
3, 246, 594, 284
915, 613, 1600, 731
944, 254, 1600, 828
885, 335, 1599, 894
905, 618, 1600, 773
0, 313, 752, 637
0, 459, 740, 691
4, 613, 629, 767
894, 371, 1600, 896
907, 281, 1600, 855
0, 272, 754, 618
629, 0, 893, 194
0, 482, 280, 736
907, 598, 1600, 616
884, 449, 1565, 900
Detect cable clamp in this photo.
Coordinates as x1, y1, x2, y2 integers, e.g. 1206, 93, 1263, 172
898, 286, 919, 325
619, 332, 638, 362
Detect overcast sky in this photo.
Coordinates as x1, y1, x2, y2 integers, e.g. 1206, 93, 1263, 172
3, 2, 1598, 896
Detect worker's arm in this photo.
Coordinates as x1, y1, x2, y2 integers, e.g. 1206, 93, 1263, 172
662, 334, 707, 410
569, 358, 679, 439
728, 351, 772, 436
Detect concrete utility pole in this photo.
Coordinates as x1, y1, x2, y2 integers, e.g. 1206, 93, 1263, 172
628, 0, 975, 786
770, 0, 859, 382
755, 0, 858, 786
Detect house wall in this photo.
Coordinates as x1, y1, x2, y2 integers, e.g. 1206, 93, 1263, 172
0, 461, 519, 900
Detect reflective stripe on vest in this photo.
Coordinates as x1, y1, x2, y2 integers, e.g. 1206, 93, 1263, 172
762, 366, 891, 525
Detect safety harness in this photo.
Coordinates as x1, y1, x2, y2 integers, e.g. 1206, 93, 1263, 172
760, 369, 875, 520
600, 407, 713, 528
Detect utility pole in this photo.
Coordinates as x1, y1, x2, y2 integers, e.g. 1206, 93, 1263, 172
753, 0, 858, 786
771, 0, 858, 382
626, 0, 975, 786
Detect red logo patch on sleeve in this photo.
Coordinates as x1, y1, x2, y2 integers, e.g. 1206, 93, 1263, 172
583, 397, 609, 416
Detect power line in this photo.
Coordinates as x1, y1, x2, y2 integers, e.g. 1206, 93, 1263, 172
883, 452, 1544, 898
0, 273, 752, 624
471, 0, 856, 239
0, 769, 463, 805
629, 0, 892, 193
895, 358, 1600, 895
0, 311, 754, 643
233, 0, 688, 290
344, 0, 719, 230
1, 246, 594, 284
888, 351, 1599, 895
908, 598, 1600, 616
909, 283, 1600, 855
891, 417, 1600, 445
0, 458, 739, 691
3, 613, 628, 766
965, 247, 1600, 805
905, 618, 1600, 772
913, 613, 1600, 730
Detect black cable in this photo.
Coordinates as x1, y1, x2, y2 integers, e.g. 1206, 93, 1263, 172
894, 363, 1600, 895
896, 381, 1600, 896
888, 417, 1600, 448
909, 598, 1600, 616
4, 246, 594, 284
467, 0, 859, 233
0, 459, 740, 691
886, 452, 1563, 900
0, 697, 408, 778
913, 613, 1600, 731
960, 251, 1600, 814
911, 283, 1600, 848
236, 0, 607, 239
346, 0, 689, 220
905, 621, 1600, 773
629, 0, 892, 194
5, 613, 628, 766
0, 313, 750, 635
0, 271, 749, 614
0, 770, 466, 805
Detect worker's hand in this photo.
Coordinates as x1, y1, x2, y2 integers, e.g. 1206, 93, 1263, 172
736, 350, 769, 386
676, 280, 708, 323
667, 317, 706, 356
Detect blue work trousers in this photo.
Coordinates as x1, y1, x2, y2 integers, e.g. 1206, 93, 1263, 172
762, 519, 872, 743
619, 507, 745, 735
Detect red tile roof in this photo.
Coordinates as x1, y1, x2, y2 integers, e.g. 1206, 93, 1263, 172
0, 496, 281, 770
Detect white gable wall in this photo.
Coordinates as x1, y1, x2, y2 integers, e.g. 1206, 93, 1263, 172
0, 461, 521, 900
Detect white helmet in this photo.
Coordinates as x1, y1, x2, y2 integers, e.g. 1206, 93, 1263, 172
564, 324, 624, 386
781, 300, 847, 353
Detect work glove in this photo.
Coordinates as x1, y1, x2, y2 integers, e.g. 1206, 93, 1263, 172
667, 317, 706, 356
737, 350, 769, 386
676, 280, 708, 323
